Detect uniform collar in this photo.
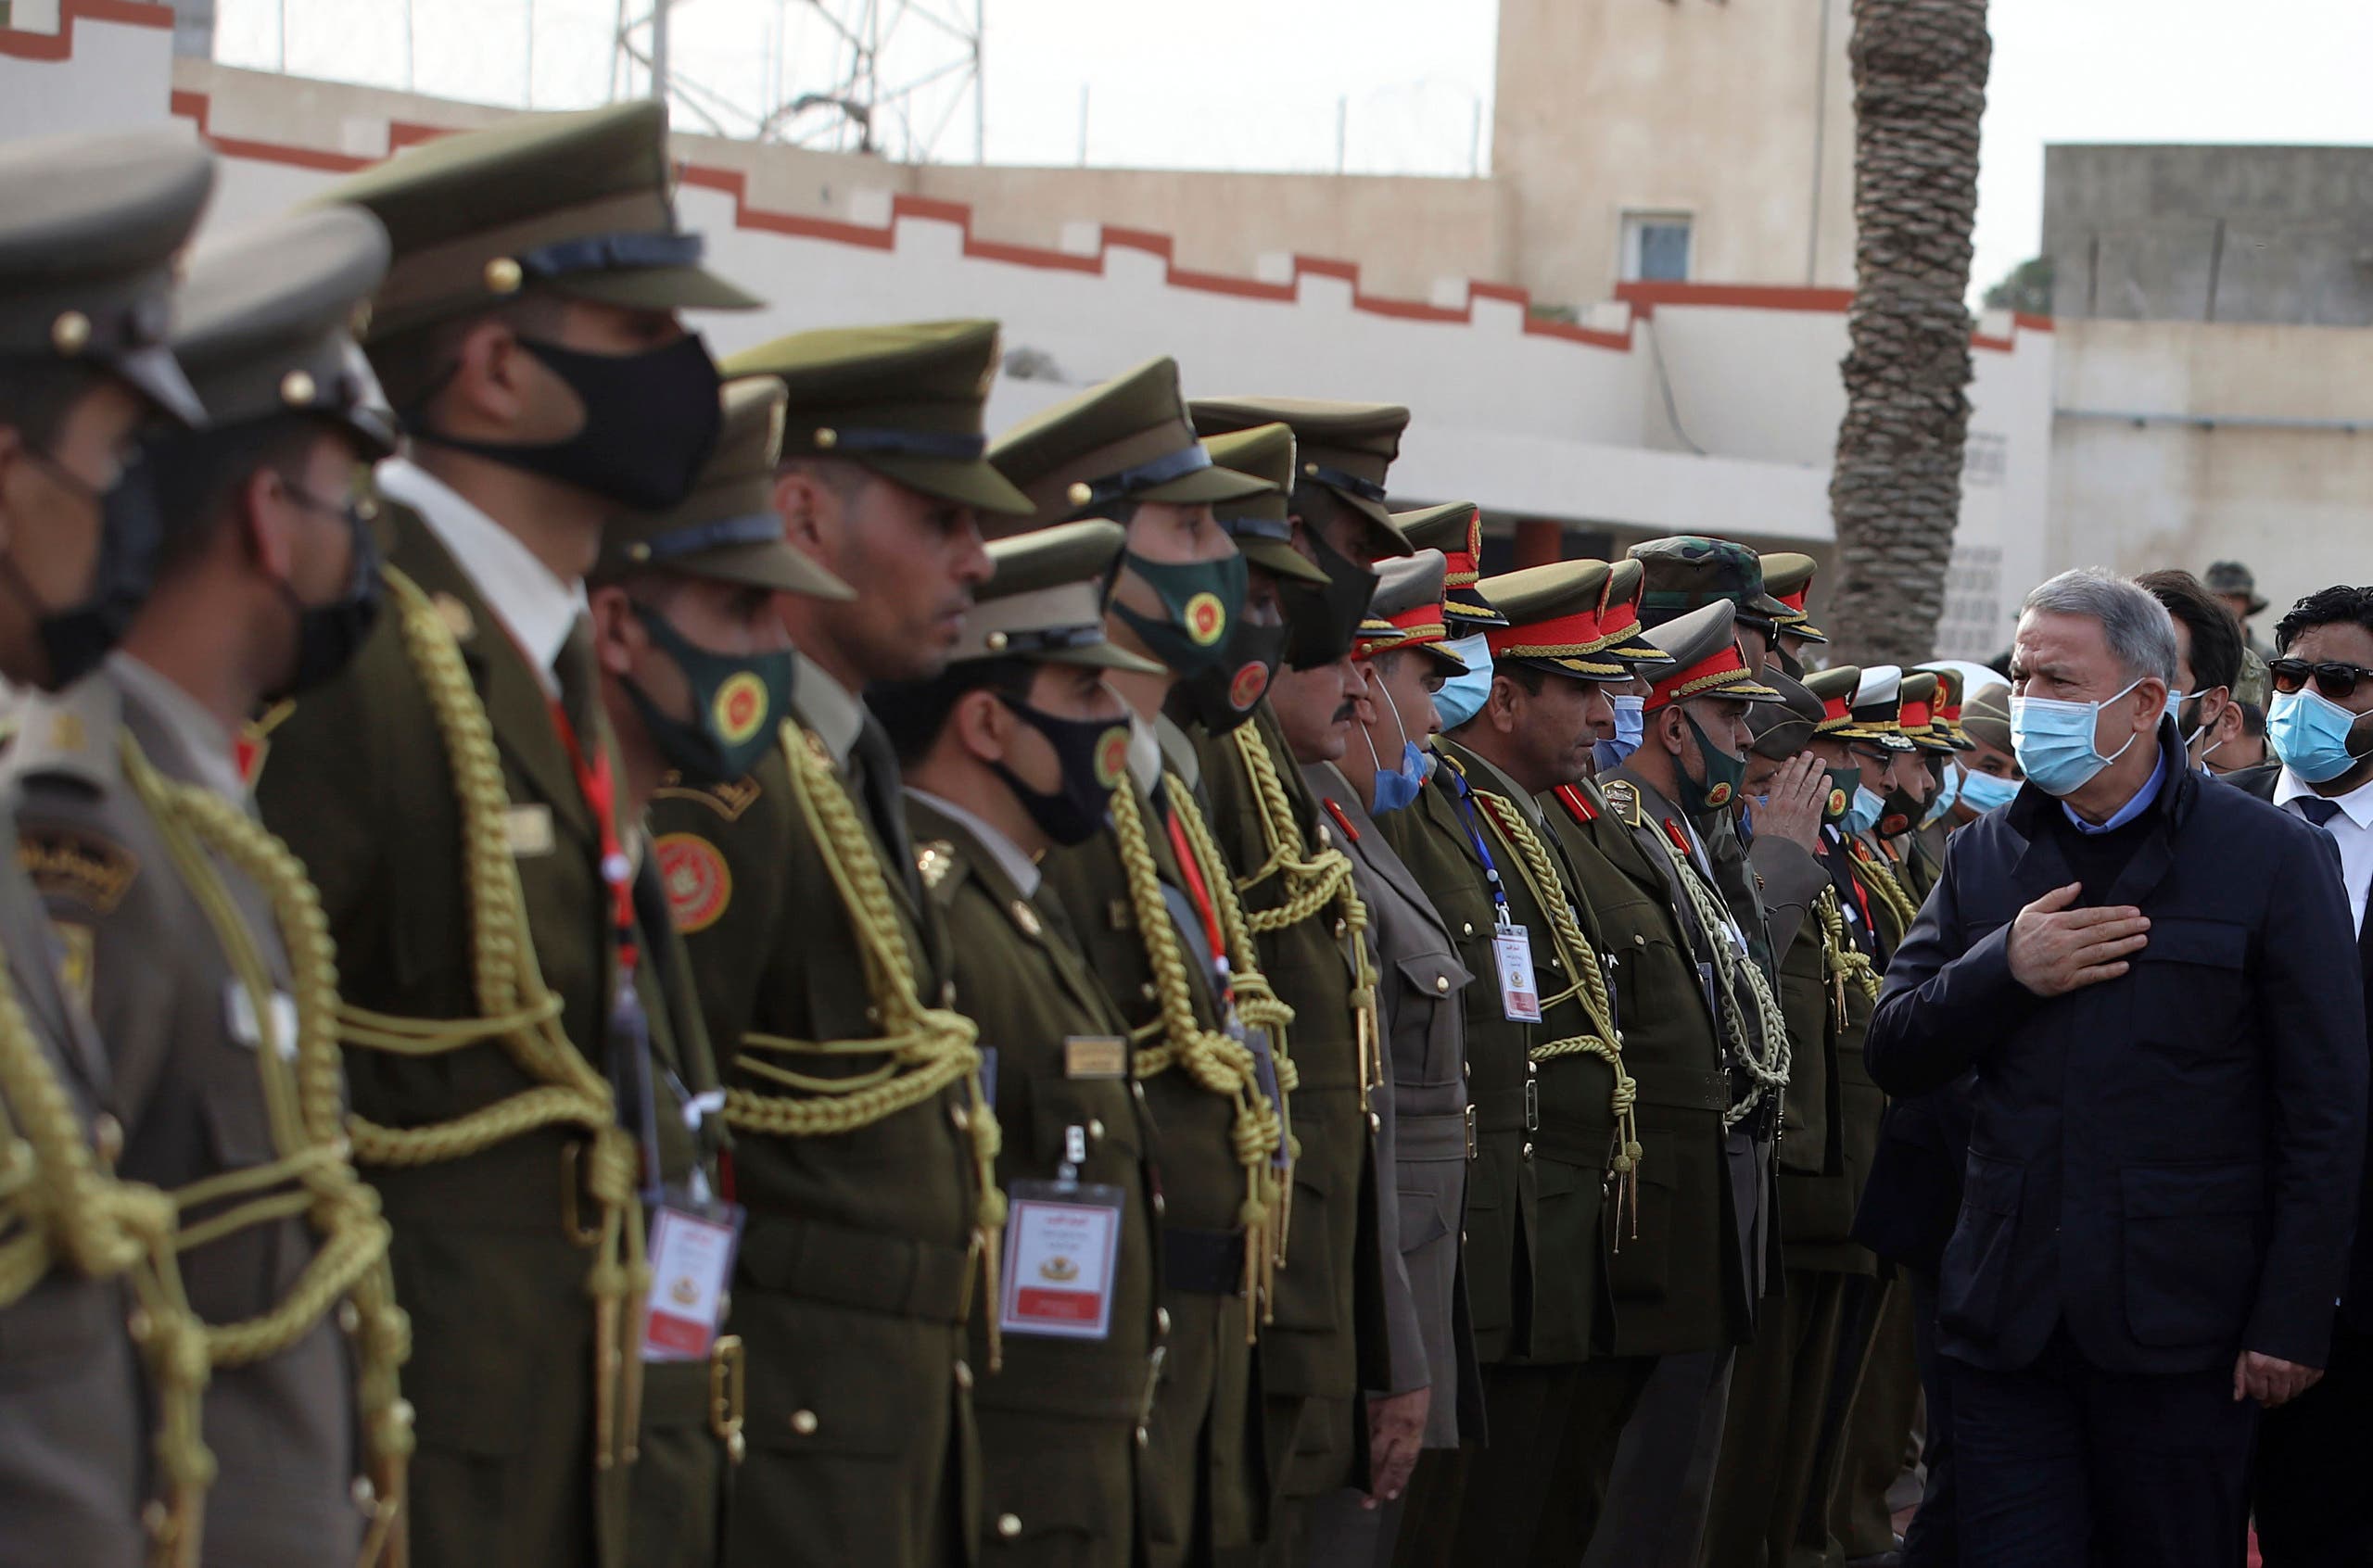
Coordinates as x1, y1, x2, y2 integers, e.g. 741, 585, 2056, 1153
1459, 745, 1546, 828
377, 457, 586, 697
107, 652, 245, 803
1125, 713, 1165, 797
907, 787, 1040, 898
793, 664, 867, 771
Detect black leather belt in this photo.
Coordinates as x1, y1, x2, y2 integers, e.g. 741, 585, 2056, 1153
1163, 1225, 1246, 1296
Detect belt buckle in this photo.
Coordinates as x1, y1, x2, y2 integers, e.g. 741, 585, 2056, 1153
1523, 1078, 1540, 1132
709, 1334, 747, 1463
559, 1142, 603, 1247
1464, 1104, 1478, 1160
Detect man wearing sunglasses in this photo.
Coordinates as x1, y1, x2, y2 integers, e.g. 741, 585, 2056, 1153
2233, 585, 2373, 1567
1866, 568, 2366, 1568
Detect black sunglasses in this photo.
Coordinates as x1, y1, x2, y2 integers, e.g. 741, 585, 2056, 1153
2268, 658, 2373, 700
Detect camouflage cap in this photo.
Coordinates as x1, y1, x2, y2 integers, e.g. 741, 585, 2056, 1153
990, 357, 1267, 525
726, 319, 1031, 517
2205, 560, 2268, 616
1391, 500, 1508, 629
1759, 550, 1829, 643
1962, 682, 2013, 754
171, 206, 397, 459
1642, 601, 1783, 712
1189, 394, 1412, 550
594, 377, 853, 599
956, 519, 1162, 673
1197, 422, 1325, 585
2233, 647, 2270, 710
1897, 671, 1957, 753
1849, 664, 1919, 752
0, 130, 215, 427
1749, 666, 1829, 759
1354, 549, 1466, 673
1631, 536, 1793, 630
317, 101, 760, 341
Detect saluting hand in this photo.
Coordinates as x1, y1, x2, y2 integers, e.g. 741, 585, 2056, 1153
1753, 753, 1829, 854
2006, 882, 2150, 997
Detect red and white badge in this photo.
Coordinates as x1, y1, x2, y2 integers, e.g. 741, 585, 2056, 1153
641, 1204, 743, 1362
999, 1181, 1125, 1341
1492, 922, 1542, 1023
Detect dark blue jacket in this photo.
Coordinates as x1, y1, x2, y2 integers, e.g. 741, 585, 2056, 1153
1866, 727, 2367, 1375
1853, 1077, 1974, 1276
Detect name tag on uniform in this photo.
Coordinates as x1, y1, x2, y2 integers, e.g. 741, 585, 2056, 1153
641, 1203, 744, 1362
999, 1181, 1124, 1340
1063, 1036, 1127, 1080
1492, 923, 1542, 1023
506, 804, 555, 858
224, 981, 299, 1060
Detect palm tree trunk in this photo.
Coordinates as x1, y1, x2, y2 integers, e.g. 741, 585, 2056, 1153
1825, 0, 1992, 667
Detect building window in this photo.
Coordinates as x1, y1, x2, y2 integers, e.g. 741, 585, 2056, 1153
1621, 212, 1694, 284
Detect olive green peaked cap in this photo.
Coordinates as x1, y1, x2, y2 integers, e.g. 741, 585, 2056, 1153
0, 130, 215, 427
171, 206, 397, 459
955, 519, 1162, 673
1197, 421, 1326, 585
1631, 536, 1793, 629
1749, 667, 1829, 759
1897, 670, 1956, 753
595, 377, 853, 599
317, 100, 760, 340
1478, 559, 1631, 682
1760, 550, 1830, 642
989, 356, 1267, 525
1961, 683, 2012, 753
724, 319, 1031, 517
1390, 499, 1506, 628
1355, 549, 1468, 673
1806, 665, 1869, 738
1189, 395, 1412, 551
1641, 601, 1783, 707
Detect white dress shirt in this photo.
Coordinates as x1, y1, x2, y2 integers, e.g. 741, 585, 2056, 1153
793, 665, 866, 772
2275, 765, 2373, 934
376, 458, 586, 698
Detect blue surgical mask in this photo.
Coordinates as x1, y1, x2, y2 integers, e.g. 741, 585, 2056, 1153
1364, 679, 1431, 814
1920, 760, 1963, 828
2267, 686, 2367, 784
1593, 693, 1647, 772
2010, 678, 2145, 798
1846, 784, 1886, 836
1956, 765, 2022, 815
1432, 634, 1494, 731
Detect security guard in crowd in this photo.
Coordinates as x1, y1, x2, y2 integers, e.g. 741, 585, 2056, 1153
0, 127, 217, 1568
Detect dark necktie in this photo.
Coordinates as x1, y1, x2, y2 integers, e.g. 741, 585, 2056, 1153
2296, 796, 2343, 828
554, 613, 600, 740
851, 713, 923, 906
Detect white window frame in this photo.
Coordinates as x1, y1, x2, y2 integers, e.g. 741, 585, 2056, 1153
1620, 210, 1695, 284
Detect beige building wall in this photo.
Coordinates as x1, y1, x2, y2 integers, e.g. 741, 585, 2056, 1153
1491, 0, 1858, 308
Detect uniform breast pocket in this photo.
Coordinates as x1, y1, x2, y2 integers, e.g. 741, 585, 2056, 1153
188, 1081, 293, 1324
2131, 918, 2250, 1057
1394, 950, 1472, 1085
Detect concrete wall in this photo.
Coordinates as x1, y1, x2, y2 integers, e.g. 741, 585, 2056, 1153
1491, 0, 1858, 309
2045, 144, 2373, 326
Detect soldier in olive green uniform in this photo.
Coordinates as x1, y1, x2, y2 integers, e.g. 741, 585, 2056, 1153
0, 128, 218, 1568
871, 520, 1168, 1568
1378, 561, 1665, 1562
1188, 397, 1420, 1562
990, 360, 1284, 1568
7, 204, 411, 1568
643, 320, 1032, 1568
586, 375, 856, 1568
253, 103, 755, 1568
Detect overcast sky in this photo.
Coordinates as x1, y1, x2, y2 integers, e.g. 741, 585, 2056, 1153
215, 0, 2373, 304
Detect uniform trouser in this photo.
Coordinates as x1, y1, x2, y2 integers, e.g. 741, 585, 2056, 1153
1143, 1289, 1262, 1568
1826, 1279, 1921, 1562
1899, 1271, 1958, 1568
1702, 1270, 1851, 1568
1948, 1328, 2255, 1568
1388, 1445, 1466, 1567
1577, 1347, 1734, 1568
2252, 1312, 2373, 1567
1443, 1359, 1652, 1566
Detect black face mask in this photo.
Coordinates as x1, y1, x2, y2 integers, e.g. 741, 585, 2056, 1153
1821, 763, 1861, 823
992, 692, 1131, 847
1879, 755, 1945, 839
2, 444, 168, 689
269, 484, 385, 700
1171, 614, 1288, 736
416, 334, 724, 511
620, 603, 797, 787
1279, 529, 1377, 672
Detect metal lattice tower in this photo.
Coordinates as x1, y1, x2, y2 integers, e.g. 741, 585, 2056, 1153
610, 0, 984, 164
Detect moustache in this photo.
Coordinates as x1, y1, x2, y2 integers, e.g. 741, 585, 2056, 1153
1332, 702, 1358, 724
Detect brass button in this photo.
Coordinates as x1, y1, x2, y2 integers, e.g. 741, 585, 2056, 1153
1136, 1424, 1151, 1448
997, 1513, 1022, 1539
337, 1300, 362, 1335
986, 631, 1009, 652
1087, 1119, 1106, 1142
1526, 1059, 1537, 1075
350, 1476, 376, 1511
92, 1113, 123, 1167
1152, 1193, 1167, 1218
1462, 1060, 1472, 1079
1068, 481, 1095, 508
1435, 976, 1451, 993
483, 257, 524, 294
954, 1359, 974, 1391
279, 369, 317, 407
1156, 1307, 1172, 1336
1462, 921, 1476, 937
790, 1410, 819, 1435
951, 1105, 972, 1132
50, 310, 92, 355
1368, 1110, 1382, 1134
1633, 934, 1646, 946
1548, 956, 1562, 969
1141, 981, 1159, 1002
1333, 918, 1348, 938
1521, 1143, 1534, 1161
1460, 1229, 1467, 1245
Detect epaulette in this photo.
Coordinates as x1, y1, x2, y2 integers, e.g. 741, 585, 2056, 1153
1599, 778, 1642, 827
1434, 750, 1469, 781
916, 839, 958, 891
1321, 796, 1361, 844
1553, 783, 1596, 825
5, 684, 122, 800
19, 827, 139, 917
1663, 818, 1694, 859
653, 772, 764, 824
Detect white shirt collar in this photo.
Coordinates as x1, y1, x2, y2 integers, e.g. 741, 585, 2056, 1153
2274, 764, 2373, 829
377, 458, 586, 697
1126, 714, 1165, 797
107, 652, 246, 803
907, 788, 1040, 898
793, 664, 866, 772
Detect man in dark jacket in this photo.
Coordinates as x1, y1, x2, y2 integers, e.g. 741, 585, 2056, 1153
1865, 567, 2367, 1568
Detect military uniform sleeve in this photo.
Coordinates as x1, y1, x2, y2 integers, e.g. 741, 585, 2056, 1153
1750, 832, 1827, 959
253, 610, 401, 932
647, 748, 794, 1066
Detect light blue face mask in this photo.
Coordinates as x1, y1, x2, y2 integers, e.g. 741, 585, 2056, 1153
1364, 677, 1432, 814
1955, 765, 2022, 815
1919, 759, 1963, 828
1593, 693, 1647, 772
1846, 784, 1886, 836
1432, 635, 1495, 731
2267, 686, 2367, 784
2010, 677, 2145, 798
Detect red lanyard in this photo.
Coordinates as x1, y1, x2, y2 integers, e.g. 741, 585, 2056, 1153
1161, 801, 1232, 1000
549, 697, 640, 975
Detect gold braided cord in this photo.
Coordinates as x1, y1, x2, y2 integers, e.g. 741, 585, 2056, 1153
349, 568, 644, 1473
119, 739, 414, 1553
725, 723, 1006, 1367
1467, 790, 1642, 1189
1664, 845, 1794, 1132
1852, 840, 1922, 935
1817, 886, 1883, 1007
0, 911, 213, 1564
1108, 777, 1283, 1336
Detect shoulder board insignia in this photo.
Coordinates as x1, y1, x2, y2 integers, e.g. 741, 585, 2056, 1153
19, 829, 137, 916
431, 592, 476, 641
1435, 751, 1468, 781
916, 840, 956, 891
1663, 818, 1693, 858
47, 712, 84, 754
654, 774, 763, 823
1600, 778, 1641, 826
1322, 797, 1360, 843
1553, 783, 1596, 825
654, 831, 731, 933
53, 921, 93, 1009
